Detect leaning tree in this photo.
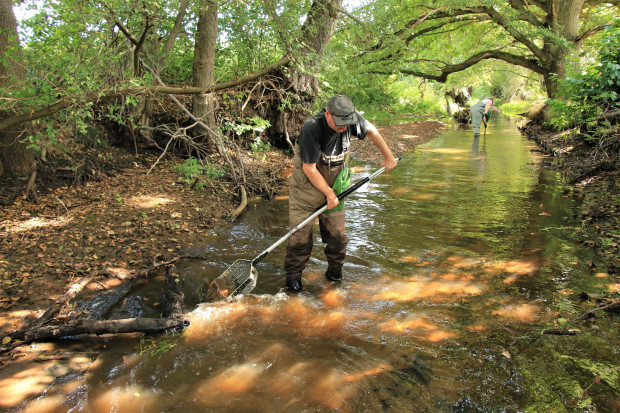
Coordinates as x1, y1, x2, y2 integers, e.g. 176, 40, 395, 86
353, 0, 619, 100
0, 0, 33, 177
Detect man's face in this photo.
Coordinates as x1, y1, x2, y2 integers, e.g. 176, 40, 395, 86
325, 110, 348, 133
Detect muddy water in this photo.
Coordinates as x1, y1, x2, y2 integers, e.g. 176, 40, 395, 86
11, 117, 619, 412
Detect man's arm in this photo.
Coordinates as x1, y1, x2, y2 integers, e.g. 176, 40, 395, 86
484, 101, 492, 115
302, 163, 340, 209
366, 123, 398, 171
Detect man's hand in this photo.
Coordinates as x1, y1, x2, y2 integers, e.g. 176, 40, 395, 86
326, 189, 339, 210
383, 155, 398, 172
303, 163, 340, 209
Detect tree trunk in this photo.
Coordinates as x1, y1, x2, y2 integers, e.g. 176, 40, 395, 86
192, 0, 218, 144
272, 0, 343, 143
0, 0, 34, 177
543, 0, 587, 98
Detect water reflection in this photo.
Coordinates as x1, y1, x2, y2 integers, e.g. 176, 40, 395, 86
6, 117, 616, 412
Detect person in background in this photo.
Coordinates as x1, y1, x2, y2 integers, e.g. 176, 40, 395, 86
470, 98, 494, 138
283, 94, 398, 292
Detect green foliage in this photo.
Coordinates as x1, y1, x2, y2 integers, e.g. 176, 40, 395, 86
500, 100, 539, 117
221, 116, 272, 159
22, 101, 99, 158
172, 158, 226, 190
250, 137, 271, 161
547, 22, 619, 150
140, 333, 182, 359
224, 116, 271, 137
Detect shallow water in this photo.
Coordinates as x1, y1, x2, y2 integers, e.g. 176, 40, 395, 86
9, 117, 620, 412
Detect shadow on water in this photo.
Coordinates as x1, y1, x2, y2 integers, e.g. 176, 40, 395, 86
7, 117, 620, 412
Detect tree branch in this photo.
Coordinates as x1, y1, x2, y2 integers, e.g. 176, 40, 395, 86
335, 5, 367, 28
365, 5, 547, 67
397, 50, 544, 83
576, 23, 613, 42
0, 56, 291, 132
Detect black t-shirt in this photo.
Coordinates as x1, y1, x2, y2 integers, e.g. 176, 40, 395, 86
297, 109, 369, 164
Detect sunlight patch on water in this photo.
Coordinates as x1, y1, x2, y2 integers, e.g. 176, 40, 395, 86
195, 361, 268, 397
0, 368, 54, 408
345, 364, 392, 382
439, 255, 484, 270
379, 314, 457, 342
188, 340, 396, 411
487, 259, 539, 284
427, 148, 470, 154
399, 255, 420, 263
319, 288, 348, 309
481, 258, 539, 279
91, 384, 158, 412
492, 302, 542, 323
364, 276, 484, 302
390, 186, 412, 195
185, 293, 360, 342
409, 193, 437, 200
20, 394, 67, 413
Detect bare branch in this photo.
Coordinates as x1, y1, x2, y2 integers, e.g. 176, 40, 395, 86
576, 23, 613, 42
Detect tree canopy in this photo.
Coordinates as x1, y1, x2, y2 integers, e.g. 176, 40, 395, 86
0, 0, 618, 177
327, 0, 618, 100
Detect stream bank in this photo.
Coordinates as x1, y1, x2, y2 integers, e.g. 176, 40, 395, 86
521, 122, 619, 277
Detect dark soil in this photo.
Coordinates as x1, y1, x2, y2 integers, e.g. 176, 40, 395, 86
0, 119, 446, 337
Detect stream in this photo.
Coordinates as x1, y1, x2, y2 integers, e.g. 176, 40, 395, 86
10, 116, 619, 412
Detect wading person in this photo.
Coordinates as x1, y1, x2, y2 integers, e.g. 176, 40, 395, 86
284, 94, 398, 292
470, 98, 494, 138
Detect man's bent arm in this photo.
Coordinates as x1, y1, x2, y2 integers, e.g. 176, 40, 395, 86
302, 163, 339, 209
367, 123, 398, 171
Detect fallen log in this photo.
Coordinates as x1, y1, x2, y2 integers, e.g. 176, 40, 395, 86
14, 317, 189, 342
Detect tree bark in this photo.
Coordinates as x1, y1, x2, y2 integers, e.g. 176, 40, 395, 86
270, 0, 344, 143
192, 0, 218, 145
0, 0, 34, 177
18, 318, 188, 342
541, 0, 587, 98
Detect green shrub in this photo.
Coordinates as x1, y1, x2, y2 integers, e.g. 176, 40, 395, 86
547, 22, 619, 151
172, 158, 226, 190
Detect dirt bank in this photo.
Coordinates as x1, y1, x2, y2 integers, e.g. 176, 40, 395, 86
520, 122, 619, 277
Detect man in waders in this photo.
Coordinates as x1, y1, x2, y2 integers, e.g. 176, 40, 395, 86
470, 98, 494, 138
284, 94, 398, 292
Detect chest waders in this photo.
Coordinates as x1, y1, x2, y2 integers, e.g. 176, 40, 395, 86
284, 132, 351, 290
